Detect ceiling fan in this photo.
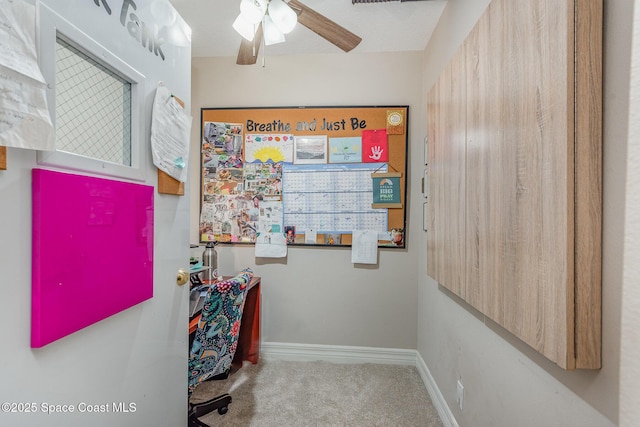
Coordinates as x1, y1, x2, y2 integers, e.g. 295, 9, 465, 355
235, 0, 362, 65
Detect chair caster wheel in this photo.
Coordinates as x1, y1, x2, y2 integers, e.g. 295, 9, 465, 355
218, 406, 228, 415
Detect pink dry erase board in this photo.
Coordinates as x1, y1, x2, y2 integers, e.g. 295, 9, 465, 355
31, 169, 154, 348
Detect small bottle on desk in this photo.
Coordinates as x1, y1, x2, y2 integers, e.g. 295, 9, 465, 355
201, 242, 218, 284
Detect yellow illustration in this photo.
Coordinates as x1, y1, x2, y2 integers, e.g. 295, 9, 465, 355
252, 146, 287, 163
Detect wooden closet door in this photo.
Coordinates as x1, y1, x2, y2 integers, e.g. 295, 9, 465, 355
427, 49, 467, 299
464, 7, 506, 320
471, 0, 575, 367
427, 0, 601, 370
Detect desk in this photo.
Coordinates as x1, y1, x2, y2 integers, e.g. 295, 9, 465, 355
189, 276, 261, 367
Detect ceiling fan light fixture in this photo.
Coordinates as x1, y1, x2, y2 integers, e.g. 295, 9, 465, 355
233, 15, 257, 41
267, 0, 298, 34
239, 0, 268, 24
263, 14, 286, 45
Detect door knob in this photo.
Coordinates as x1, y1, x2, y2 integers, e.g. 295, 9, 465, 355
176, 268, 189, 286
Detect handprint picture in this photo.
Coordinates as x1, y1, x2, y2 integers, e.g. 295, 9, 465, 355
368, 145, 385, 161
362, 129, 388, 163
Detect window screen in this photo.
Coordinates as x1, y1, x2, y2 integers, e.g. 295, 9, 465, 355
55, 37, 132, 166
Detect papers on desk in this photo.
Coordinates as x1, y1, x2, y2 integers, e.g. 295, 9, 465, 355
351, 230, 379, 264
0, 0, 54, 151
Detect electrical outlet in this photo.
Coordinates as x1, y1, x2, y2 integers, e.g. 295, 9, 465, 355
456, 380, 464, 411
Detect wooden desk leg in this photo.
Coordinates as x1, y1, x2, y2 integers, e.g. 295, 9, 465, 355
233, 283, 260, 366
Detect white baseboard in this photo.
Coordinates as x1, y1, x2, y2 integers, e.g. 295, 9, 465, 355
261, 341, 417, 365
415, 352, 459, 427
260, 342, 457, 427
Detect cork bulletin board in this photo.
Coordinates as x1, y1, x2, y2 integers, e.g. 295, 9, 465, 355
199, 106, 408, 248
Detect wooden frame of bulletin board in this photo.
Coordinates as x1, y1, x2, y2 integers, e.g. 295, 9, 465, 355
199, 106, 408, 248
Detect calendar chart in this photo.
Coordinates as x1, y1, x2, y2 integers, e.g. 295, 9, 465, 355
283, 164, 388, 233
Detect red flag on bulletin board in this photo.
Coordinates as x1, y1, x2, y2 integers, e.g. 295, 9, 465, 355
362, 129, 388, 163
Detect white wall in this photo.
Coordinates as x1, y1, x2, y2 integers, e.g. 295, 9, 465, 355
418, 0, 633, 425
189, 52, 423, 349
0, 1, 191, 426
620, 2, 640, 426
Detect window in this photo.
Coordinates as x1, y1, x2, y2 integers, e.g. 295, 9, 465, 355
55, 38, 132, 166
38, 5, 145, 181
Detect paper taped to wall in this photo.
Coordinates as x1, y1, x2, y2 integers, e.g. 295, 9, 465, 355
351, 230, 378, 264
255, 232, 287, 258
0, 66, 54, 150
0, 0, 54, 151
151, 82, 192, 182
0, 0, 46, 83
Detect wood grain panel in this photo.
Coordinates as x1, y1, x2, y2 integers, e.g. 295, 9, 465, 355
0, 147, 6, 170
496, 0, 574, 368
426, 51, 466, 297
574, 0, 603, 369
464, 7, 506, 321
426, 80, 440, 280
427, 0, 601, 369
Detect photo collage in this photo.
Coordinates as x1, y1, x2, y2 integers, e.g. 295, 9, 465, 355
200, 122, 285, 243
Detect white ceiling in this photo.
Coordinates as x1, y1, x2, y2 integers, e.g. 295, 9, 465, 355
169, 0, 447, 59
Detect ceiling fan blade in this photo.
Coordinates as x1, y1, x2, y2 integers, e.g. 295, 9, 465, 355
236, 23, 264, 65
288, 0, 362, 52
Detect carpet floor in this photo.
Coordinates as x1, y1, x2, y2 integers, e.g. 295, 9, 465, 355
190, 359, 444, 427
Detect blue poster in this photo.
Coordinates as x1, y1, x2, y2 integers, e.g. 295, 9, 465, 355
329, 137, 362, 163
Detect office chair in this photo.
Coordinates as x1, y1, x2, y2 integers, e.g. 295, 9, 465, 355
188, 268, 254, 426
